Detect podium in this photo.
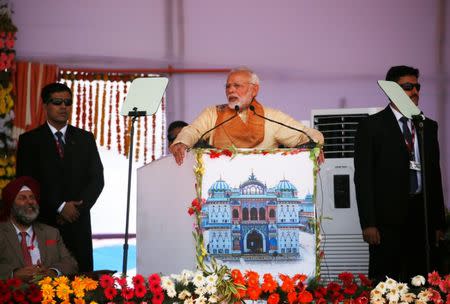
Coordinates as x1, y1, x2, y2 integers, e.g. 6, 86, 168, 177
137, 148, 319, 277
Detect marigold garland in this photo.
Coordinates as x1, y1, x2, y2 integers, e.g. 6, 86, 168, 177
99, 81, 107, 147
151, 113, 156, 161
143, 115, 148, 164
87, 79, 93, 133
81, 79, 87, 131
114, 81, 122, 155
75, 81, 83, 126
135, 116, 141, 162
92, 80, 99, 139
106, 81, 112, 150
160, 95, 166, 155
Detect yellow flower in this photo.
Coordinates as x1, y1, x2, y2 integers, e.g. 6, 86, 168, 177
84, 278, 99, 290
6, 165, 15, 176
0, 157, 6, 166
41, 284, 55, 300
90, 302, 98, 304
0, 168, 5, 176
74, 298, 86, 304
41, 300, 56, 304
39, 277, 53, 286
53, 276, 70, 287
56, 283, 73, 301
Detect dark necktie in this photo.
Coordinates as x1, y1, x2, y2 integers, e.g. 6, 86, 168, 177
55, 131, 65, 158
399, 116, 418, 193
20, 232, 32, 266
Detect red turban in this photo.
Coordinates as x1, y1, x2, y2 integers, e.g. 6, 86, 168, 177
0, 176, 40, 221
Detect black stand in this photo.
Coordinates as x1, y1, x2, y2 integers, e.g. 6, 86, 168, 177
122, 107, 146, 276
412, 114, 430, 273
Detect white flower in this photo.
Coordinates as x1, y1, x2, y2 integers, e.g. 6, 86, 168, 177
171, 273, 182, 281
208, 295, 219, 303
161, 276, 175, 291
167, 288, 177, 298
385, 277, 398, 290
205, 274, 218, 287
400, 293, 416, 303
371, 289, 384, 300
411, 275, 426, 287
193, 271, 206, 287
181, 269, 194, 281
178, 290, 192, 300
370, 298, 386, 304
417, 290, 430, 302
194, 295, 207, 304
396, 282, 408, 295
195, 286, 208, 296
205, 284, 217, 295
386, 289, 400, 302
375, 282, 387, 294
184, 298, 194, 304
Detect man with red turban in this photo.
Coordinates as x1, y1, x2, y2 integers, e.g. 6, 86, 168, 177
0, 176, 78, 281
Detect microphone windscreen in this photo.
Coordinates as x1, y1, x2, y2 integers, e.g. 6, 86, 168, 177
249, 105, 255, 112
234, 105, 240, 112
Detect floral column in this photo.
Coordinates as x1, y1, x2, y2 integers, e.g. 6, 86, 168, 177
0, 6, 17, 195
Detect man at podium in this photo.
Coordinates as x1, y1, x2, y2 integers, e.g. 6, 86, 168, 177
170, 67, 324, 165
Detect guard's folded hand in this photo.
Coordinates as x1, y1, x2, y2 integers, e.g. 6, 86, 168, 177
362, 226, 381, 245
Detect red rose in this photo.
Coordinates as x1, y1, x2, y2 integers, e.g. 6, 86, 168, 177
326, 282, 341, 293
343, 283, 358, 295
358, 273, 372, 287
356, 296, 369, 304
26, 284, 42, 303
13, 290, 25, 302
338, 272, 354, 286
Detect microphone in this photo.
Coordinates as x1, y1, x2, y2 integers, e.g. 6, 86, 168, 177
194, 105, 240, 148
249, 105, 316, 149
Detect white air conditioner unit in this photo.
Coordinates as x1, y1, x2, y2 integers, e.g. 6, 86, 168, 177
311, 107, 381, 281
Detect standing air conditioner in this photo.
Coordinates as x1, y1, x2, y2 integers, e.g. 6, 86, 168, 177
311, 108, 381, 281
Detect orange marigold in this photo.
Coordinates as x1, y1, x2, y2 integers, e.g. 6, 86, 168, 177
267, 293, 280, 304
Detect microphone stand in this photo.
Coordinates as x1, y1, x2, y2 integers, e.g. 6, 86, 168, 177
249, 105, 317, 149
122, 107, 146, 277
411, 114, 430, 273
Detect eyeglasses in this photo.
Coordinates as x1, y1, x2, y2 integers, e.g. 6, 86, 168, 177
399, 83, 421, 92
225, 82, 254, 90
47, 98, 73, 106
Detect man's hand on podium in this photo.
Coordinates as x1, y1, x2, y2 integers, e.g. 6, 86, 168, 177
170, 142, 188, 166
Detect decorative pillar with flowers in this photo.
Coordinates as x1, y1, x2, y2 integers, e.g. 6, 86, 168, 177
0, 3, 16, 196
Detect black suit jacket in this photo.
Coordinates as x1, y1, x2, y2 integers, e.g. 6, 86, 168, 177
354, 106, 445, 231
16, 123, 104, 272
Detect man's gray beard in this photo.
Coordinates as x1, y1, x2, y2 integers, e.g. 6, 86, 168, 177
12, 204, 39, 225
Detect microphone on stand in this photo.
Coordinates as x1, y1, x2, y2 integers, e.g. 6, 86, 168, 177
194, 105, 240, 148
248, 105, 317, 149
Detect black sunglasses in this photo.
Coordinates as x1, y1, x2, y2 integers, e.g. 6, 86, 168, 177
399, 82, 421, 92
47, 98, 73, 106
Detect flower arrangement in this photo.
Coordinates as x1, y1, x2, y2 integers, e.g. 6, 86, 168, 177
38, 276, 98, 303
0, 3, 16, 194
371, 272, 450, 304
0, 278, 42, 303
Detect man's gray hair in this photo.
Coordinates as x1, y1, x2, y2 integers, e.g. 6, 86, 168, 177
228, 66, 260, 85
